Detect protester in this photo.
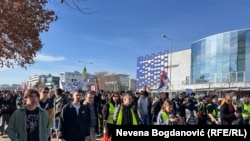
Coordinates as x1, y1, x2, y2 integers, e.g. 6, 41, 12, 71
58, 89, 90, 141
114, 93, 140, 125
83, 91, 99, 141
7, 89, 50, 141
156, 99, 178, 125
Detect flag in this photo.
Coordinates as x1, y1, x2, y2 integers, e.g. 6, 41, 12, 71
82, 66, 87, 77
95, 77, 100, 92
22, 82, 27, 91
157, 70, 169, 92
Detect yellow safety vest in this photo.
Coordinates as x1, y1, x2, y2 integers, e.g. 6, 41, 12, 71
107, 103, 115, 124
116, 106, 138, 125
160, 112, 169, 122
242, 103, 250, 119
207, 103, 218, 118
159, 111, 176, 125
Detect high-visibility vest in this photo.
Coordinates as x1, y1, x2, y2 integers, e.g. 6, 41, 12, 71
116, 106, 138, 125
158, 111, 175, 125
160, 112, 169, 122
206, 103, 218, 118
107, 103, 115, 124
242, 102, 250, 119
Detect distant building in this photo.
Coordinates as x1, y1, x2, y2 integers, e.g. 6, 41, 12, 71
27, 74, 60, 90
129, 79, 136, 92
0, 84, 10, 90
137, 28, 250, 98
59, 71, 95, 92
0, 84, 21, 91
45, 74, 60, 90
104, 74, 132, 92
60, 71, 83, 83
27, 75, 42, 89
186, 28, 250, 96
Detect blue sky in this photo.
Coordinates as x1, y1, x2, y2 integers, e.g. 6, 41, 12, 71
1, 0, 250, 85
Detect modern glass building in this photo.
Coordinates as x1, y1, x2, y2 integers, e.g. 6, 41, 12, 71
136, 28, 250, 96
136, 50, 169, 91
190, 28, 250, 85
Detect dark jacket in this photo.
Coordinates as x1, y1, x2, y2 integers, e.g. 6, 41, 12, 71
151, 99, 164, 123
176, 98, 186, 117
58, 103, 90, 141
83, 102, 100, 134
54, 96, 69, 119
187, 97, 197, 111
220, 102, 237, 125
1, 97, 16, 115
103, 102, 113, 121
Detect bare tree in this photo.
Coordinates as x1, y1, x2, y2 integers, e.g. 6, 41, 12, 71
94, 71, 108, 91
58, 0, 98, 15
105, 74, 118, 92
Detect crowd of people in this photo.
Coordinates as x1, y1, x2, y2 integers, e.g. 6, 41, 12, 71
0, 88, 250, 141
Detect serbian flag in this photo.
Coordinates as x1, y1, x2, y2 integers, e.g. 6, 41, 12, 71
157, 70, 169, 92
95, 77, 100, 92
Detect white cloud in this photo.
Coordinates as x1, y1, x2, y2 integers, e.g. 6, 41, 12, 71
35, 54, 65, 62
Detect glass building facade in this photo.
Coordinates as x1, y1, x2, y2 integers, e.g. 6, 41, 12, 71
190, 28, 250, 84
136, 50, 169, 91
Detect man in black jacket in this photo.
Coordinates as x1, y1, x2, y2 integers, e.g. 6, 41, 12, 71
58, 89, 90, 141
83, 91, 100, 141
220, 91, 238, 125
0, 91, 16, 136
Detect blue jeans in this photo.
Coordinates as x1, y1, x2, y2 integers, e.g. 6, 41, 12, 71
141, 114, 149, 125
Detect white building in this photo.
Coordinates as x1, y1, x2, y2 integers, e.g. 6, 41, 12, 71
27, 75, 43, 89
170, 49, 191, 91
59, 71, 84, 84
59, 71, 94, 92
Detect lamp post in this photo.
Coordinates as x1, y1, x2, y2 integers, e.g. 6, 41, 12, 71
162, 34, 173, 93
78, 60, 93, 67
78, 60, 93, 79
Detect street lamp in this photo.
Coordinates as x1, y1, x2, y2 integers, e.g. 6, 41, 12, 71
162, 34, 173, 92
78, 60, 93, 77
78, 60, 93, 66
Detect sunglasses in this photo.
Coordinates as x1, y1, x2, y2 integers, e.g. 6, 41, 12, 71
42, 91, 49, 94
